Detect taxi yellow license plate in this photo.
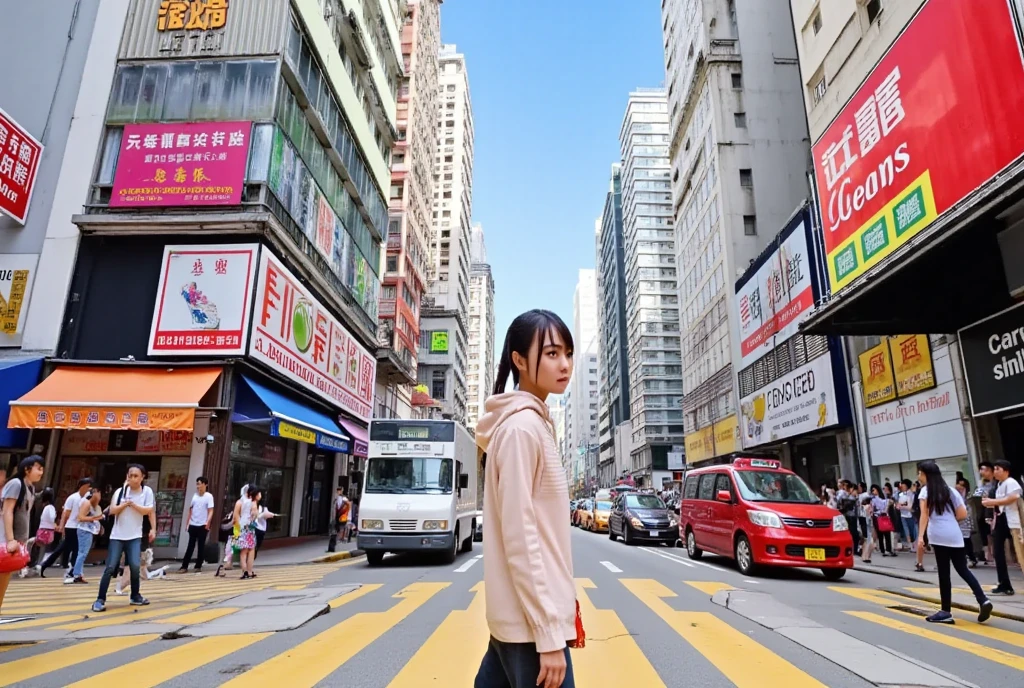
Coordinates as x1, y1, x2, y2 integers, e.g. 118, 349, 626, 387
804, 548, 826, 562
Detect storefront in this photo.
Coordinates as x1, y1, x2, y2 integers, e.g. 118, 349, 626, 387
0, 357, 45, 475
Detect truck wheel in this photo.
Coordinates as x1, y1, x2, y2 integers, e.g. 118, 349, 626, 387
443, 526, 460, 564
366, 551, 384, 567
460, 522, 474, 553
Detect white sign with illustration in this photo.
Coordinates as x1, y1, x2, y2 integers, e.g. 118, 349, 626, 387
740, 353, 838, 448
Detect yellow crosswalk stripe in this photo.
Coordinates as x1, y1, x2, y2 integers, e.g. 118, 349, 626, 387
63, 633, 271, 688
330, 583, 383, 608
847, 611, 1024, 671
52, 604, 200, 631
0, 635, 159, 687
387, 582, 488, 687
684, 581, 735, 596
220, 582, 450, 686
621, 578, 826, 688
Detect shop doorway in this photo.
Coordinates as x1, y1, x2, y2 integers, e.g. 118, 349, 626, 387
301, 451, 333, 535
997, 414, 1024, 480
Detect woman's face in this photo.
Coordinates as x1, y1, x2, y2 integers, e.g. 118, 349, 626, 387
90, 491, 101, 505
25, 462, 44, 484
871, 487, 880, 497
917, 471, 926, 485
515, 327, 573, 396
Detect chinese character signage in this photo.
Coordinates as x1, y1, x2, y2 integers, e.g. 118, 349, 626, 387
859, 343, 896, 408
148, 244, 259, 356
740, 353, 838, 447
157, 0, 228, 31
0, 106, 43, 225
735, 209, 814, 369
684, 416, 738, 464
430, 331, 449, 354
812, 0, 1024, 295
249, 250, 376, 422
958, 302, 1024, 416
0, 254, 38, 348
110, 121, 251, 208
888, 334, 936, 398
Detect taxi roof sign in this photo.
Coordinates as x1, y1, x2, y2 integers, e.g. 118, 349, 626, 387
734, 458, 782, 469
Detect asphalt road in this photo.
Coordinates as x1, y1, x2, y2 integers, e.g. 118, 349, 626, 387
1, 526, 1022, 687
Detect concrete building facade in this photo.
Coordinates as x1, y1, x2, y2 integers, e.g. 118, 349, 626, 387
466, 223, 494, 430
567, 268, 599, 493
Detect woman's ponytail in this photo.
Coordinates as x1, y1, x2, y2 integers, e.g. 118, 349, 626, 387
493, 335, 513, 396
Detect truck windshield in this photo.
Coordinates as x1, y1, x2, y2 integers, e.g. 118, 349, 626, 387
365, 457, 453, 494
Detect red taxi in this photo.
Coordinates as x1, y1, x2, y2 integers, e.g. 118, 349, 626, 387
679, 458, 853, 580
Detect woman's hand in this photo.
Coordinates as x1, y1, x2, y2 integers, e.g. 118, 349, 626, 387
537, 649, 566, 688
6, 540, 20, 554
917, 536, 925, 551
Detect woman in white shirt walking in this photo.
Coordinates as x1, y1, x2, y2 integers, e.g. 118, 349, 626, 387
71, 489, 104, 584
917, 460, 992, 624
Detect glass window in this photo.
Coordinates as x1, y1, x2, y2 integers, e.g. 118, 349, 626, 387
624, 494, 666, 509
249, 60, 278, 120
221, 61, 250, 120
95, 127, 123, 185
191, 61, 225, 120
247, 123, 274, 182
365, 457, 453, 494
697, 474, 716, 500
714, 474, 732, 497
734, 470, 818, 504
161, 62, 195, 121
107, 65, 143, 123
135, 64, 169, 121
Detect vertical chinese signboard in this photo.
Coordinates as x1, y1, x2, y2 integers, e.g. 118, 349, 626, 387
888, 334, 936, 398
812, 0, 1024, 295
859, 343, 897, 408
110, 121, 252, 207
148, 244, 259, 355
0, 106, 44, 225
249, 250, 376, 422
0, 254, 39, 347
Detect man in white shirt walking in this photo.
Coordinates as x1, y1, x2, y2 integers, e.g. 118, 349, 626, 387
92, 465, 155, 611
38, 477, 92, 579
179, 476, 215, 573
982, 459, 1024, 595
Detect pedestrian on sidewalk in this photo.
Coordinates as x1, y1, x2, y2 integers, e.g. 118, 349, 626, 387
179, 476, 215, 573
955, 478, 978, 566
898, 480, 918, 553
71, 488, 104, 584
917, 460, 992, 624
253, 497, 276, 559
870, 485, 895, 557
837, 481, 859, 555
26, 488, 56, 573
92, 465, 155, 612
860, 491, 876, 563
38, 477, 91, 579
233, 485, 259, 580
974, 461, 997, 565
474, 310, 581, 688
0, 456, 44, 613
982, 459, 1024, 596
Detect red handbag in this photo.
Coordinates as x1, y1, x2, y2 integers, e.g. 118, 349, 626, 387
0, 542, 30, 574
567, 599, 586, 649
876, 514, 894, 533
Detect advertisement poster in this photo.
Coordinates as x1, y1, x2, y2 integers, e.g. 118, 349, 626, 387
430, 331, 449, 353
812, 0, 1024, 294
740, 354, 838, 447
0, 253, 38, 347
148, 244, 259, 355
735, 212, 813, 369
859, 342, 897, 408
0, 106, 44, 225
248, 250, 376, 421
888, 334, 936, 398
684, 416, 738, 464
958, 301, 1024, 416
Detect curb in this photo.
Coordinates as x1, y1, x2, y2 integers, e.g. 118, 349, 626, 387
310, 549, 365, 564
852, 564, 934, 586
881, 587, 1024, 624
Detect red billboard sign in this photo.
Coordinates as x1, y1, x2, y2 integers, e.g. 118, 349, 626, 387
0, 106, 44, 225
110, 121, 251, 207
812, 0, 1024, 294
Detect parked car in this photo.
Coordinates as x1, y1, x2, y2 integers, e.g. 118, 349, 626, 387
608, 493, 678, 545
581, 491, 614, 532
573, 500, 592, 527
678, 458, 853, 580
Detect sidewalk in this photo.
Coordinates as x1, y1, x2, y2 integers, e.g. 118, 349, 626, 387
157, 535, 363, 569
856, 546, 1024, 621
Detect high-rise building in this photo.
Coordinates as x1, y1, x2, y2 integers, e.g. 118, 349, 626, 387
596, 164, 631, 487
419, 43, 474, 422
661, 0, 811, 468
466, 223, 495, 430
567, 268, 599, 493
376, 0, 442, 419
619, 89, 683, 488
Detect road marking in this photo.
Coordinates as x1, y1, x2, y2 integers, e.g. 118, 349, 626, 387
0, 635, 159, 687
159, 607, 239, 625
622, 578, 826, 687
221, 582, 450, 686
744, 579, 761, 584
600, 561, 622, 573
330, 583, 383, 609
637, 546, 694, 567
847, 611, 1024, 671
64, 633, 271, 688
454, 555, 483, 573
387, 582, 488, 687
52, 604, 200, 631
684, 581, 735, 595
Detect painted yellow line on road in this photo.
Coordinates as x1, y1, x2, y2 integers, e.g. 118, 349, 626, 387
221, 582, 450, 686
52, 604, 199, 630
0, 614, 90, 629
0, 635, 158, 687
622, 578, 826, 688
684, 581, 735, 596
847, 611, 1024, 671
330, 583, 383, 609
882, 605, 1024, 650
64, 633, 271, 688
387, 582, 488, 687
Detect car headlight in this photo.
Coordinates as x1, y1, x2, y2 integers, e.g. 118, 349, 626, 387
669, 516, 678, 527
747, 511, 783, 529
423, 520, 449, 530
630, 516, 643, 528
833, 514, 849, 532
361, 519, 383, 530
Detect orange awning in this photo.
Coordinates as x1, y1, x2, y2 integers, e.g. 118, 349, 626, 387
8, 366, 221, 432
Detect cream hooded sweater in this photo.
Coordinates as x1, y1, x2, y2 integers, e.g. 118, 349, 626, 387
475, 391, 575, 653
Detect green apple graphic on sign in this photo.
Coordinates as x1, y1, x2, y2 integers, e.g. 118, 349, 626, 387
292, 299, 314, 353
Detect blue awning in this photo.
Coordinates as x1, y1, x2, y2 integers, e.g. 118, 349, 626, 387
0, 357, 44, 449
234, 375, 350, 453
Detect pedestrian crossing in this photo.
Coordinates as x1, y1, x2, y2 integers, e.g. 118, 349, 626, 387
3, 571, 1024, 686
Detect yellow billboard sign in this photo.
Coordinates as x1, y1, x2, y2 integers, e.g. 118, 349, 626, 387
684, 415, 738, 464
859, 343, 896, 408
157, 0, 228, 32
888, 334, 937, 398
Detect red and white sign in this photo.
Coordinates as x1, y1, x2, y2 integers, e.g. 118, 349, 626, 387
249, 251, 376, 422
148, 244, 259, 356
735, 216, 813, 369
812, 0, 1024, 293
0, 106, 44, 225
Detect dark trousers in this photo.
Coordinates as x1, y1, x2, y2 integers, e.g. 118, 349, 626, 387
254, 529, 265, 558
964, 535, 977, 564
40, 528, 78, 574
182, 524, 208, 570
475, 638, 575, 688
933, 544, 987, 612
97, 538, 141, 603
993, 513, 1016, 590
874, 517, 893, 554
846, 515, 860, 552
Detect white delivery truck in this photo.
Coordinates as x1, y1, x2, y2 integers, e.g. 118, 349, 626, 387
358, 419, 479, 566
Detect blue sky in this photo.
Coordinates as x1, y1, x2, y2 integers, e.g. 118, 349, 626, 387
441, 0, 666, 346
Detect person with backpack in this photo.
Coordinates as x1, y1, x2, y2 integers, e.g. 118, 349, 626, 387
91, 465, 155, 612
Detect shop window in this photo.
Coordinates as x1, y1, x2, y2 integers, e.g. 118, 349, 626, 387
161, 62, 195, 121
107, 64, 143, 123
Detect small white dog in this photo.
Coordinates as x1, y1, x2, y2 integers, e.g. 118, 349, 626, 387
115, 548, 168, 594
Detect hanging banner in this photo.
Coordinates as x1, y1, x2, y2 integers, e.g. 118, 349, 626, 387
0, 106, 44, 225
740, 353, 838, 447
859, 342, 896, 408
887, 334, 936, 398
